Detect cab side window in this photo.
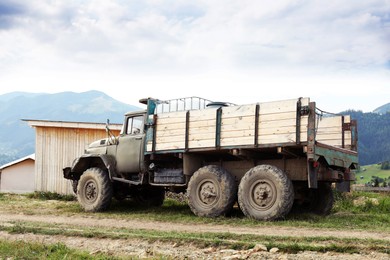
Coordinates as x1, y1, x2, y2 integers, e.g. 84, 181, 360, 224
126, 116, 144, 135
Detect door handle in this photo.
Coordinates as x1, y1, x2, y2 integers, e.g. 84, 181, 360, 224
135, 137, 142, 140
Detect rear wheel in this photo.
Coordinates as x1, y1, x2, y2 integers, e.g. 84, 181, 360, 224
238, 165, 294, 220
77, 167, 112, 212
187, 165, 236, 217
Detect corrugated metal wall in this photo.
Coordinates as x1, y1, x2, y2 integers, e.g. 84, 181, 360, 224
34, 127, 120, 195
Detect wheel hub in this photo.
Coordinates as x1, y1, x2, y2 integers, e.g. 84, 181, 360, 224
85, 181, 97, 202
199, 181, 217, 205
251, 180, 276, 210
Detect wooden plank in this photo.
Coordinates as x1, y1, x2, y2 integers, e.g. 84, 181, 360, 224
189, 132, 216, 140
258, 118, 298, 129
157, 117, 187, 124
221, 136, 254, 146
259, 134, 296, 144
259, 98, 309, 115
221, 104, 256, 118
188, 139, 215, 148
258, 111, 296, 122
154, 128, 185, 137
221, 123, 255, 131
156, 142, 185, 150
188, 109, 217, 121
157, 111, 187, 119
188, 126, 216, 134
258, 126, 296, 135
221, 116, 254, 125
221, 129, 255, 139
156, 122, 186, 131
155, 135, 185, 144
189, 120, 216, 128
317, 117, 342, 127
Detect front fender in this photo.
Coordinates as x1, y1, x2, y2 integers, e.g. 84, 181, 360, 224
63, 154, 117, 180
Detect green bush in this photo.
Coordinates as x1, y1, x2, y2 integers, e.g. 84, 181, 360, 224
333, 191, 390, 214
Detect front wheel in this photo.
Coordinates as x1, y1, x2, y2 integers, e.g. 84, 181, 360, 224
238, 165, 294, 221
187, 165, 237, 217
77, 167, 113, 212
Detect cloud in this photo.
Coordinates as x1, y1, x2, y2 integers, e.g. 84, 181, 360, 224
1, 0, 389, 72
0, 0, 389, 112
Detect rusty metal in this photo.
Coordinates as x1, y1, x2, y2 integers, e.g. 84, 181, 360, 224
215, 107, 222, 148
254, 104, 260, 147
152, 114, 157, 153
296, 98, 302, 144
350, 120, 358, 151
185, 111, 190, 151
341, 116, 345, 148
307, 102, 317, 188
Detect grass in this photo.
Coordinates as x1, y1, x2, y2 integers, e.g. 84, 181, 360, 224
0, 239, 118, 260
356, 164, 390, 185
1, 191, 390, 232
1, 220, 389, 254
0, 191, 390, 256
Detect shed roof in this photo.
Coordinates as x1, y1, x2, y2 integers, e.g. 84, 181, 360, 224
0, 154, 35, 170
23, 119, 122, 131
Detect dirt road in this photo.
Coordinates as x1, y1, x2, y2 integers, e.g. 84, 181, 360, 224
0, 212, 389, 259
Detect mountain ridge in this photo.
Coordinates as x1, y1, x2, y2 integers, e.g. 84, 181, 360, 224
0, 90, 140, 165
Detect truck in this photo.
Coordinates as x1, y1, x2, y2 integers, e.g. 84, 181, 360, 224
63, 96, 358, 220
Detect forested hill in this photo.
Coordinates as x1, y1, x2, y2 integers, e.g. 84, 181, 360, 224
343, 110, 390, 165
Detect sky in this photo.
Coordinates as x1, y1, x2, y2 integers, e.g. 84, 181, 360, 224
0, 0, 389, 112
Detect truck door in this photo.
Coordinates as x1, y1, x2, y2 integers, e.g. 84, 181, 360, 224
116, 114, 145, 173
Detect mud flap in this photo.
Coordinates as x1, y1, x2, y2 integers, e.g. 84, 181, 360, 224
307, 161, 318, 189
336, 181, 351, 192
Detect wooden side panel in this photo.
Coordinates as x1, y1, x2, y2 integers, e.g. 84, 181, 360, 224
221, 105, 256, 146
152, 111, 186, 150
316, 115, 351, 148
258, 98, 309, 144
188, 109, 216, 149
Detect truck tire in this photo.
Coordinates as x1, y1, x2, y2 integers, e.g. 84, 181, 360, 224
135, 186, 165, 207
77, 167, 112, 212
187, 165, 236, 217
310, 182, 334, 215
238, 165, 294, 220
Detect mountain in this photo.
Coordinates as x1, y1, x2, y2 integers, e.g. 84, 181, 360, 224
373, 103, 390, 115
0, 90, 139, 165
342, 110, 390, 165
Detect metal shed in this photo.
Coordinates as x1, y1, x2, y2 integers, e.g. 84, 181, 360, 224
25, 120, 121, 194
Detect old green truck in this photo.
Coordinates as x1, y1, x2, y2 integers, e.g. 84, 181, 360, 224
63, 97, 358, 220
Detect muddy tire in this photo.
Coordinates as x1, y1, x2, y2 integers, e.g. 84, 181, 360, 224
135, 186, 165, 207
310, 183, 334, 215
187, 165, 237, 217
238, 165, 294, 220
77, 167, 112, 212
